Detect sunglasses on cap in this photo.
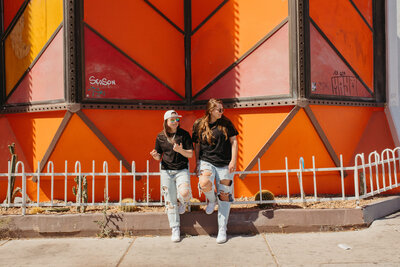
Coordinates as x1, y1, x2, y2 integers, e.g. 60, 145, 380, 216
170, 118, 180, 122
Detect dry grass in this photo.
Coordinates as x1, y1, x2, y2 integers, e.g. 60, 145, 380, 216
0, 194, 397, 215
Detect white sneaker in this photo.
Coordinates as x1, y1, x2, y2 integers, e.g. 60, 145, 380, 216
171, 226, 180, 242
178, 202, 187, 215
205, 201, 216, 215
216, 228, 227, 244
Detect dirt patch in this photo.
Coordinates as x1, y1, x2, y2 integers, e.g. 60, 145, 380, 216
0, 194, 397, 215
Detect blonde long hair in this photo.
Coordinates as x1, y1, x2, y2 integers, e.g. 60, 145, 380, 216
196, 98, 228, 145
163, 119, 177, 144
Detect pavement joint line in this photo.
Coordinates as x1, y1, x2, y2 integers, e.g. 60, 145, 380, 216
262, 233, 279, 267
115, 237, 136, 267
0, 240, 10, 247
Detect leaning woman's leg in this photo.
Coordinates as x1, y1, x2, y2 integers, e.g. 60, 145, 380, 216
215, 166, 234, 243
161, 170, 179, 228
198, 161, 216, 203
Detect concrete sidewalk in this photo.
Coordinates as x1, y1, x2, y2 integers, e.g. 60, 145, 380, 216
1, 196, 400, 238
0, 211, 400, 266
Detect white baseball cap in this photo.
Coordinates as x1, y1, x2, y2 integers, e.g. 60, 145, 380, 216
164, 110, 182, 121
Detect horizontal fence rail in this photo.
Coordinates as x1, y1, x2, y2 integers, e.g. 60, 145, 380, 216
0, 147, 399, 215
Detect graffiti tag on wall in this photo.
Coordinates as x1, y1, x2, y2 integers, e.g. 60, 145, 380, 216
86, 76, 117, 97
330, 71, 357, 96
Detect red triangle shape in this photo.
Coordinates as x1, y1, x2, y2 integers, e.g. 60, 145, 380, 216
310, 23, 372, 98
84, 26, 181, 101
6, 28, 64, 104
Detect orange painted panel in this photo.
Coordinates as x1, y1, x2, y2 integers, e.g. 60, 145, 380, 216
191, 0, 288, 95
4, 0, 63, 95
352, 0, 372, 27
310, 105, 374, 166
191, 0, 224, 30
353, 109, 395, 162
226, 107, 292, 172
309, 0, 373, 90
3, 0, 25, 31
0, 116, 32, 173
6, 111, 66, 172
197, 23, 290, 100
235, 108, 337, 197
82, 109, 201, 172
147, 0, 184, 31
84, 0, 185, 97
41, 114, 129, 202
0, 116, 37, 202
84, 107, 291, 200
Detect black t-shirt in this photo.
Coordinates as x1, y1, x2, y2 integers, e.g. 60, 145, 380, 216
155, 128, 193, 170
192, 117, 238, 167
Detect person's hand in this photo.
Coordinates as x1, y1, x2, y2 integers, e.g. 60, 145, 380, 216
150, 149, 160, 160
228, 160, 236, 173
173, 143, 183, 153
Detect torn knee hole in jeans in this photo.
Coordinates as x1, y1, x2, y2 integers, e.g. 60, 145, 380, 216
199, 170, 213, 192
218, 191, 233, 202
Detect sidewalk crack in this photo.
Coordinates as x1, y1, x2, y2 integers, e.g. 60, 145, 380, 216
262, 233, 280, 267
115, 237, 137, 267
0, 240, 10, 247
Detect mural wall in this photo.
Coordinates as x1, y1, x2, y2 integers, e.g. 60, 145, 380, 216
0, 0, 397, 204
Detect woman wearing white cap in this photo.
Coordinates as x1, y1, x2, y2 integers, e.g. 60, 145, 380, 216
150, 110, 193, 242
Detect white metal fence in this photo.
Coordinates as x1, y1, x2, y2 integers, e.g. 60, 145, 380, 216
1, 147, 399, 215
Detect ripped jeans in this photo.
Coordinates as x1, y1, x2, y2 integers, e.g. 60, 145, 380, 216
161, 169, 191, 228
199, 160, 234, 229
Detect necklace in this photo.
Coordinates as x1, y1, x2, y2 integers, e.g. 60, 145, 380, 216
166, 131, 176, 143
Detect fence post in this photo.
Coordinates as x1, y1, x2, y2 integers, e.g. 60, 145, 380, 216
312, 156, 317, 201
119, 160, 122, 204
354, 153, 363, 206
340, 154, 345, 199
298, 157, 305, 203
132, 161, 136, 202
92, 160, 95, 204
258, 158, 262, 203
36, 161, 41, 207
285, 157, 290, 201
15, 162, 26, 215
64, 161, 68, 203
146, 160, 150, 204
47, 161, 54, 205
103, 161, 109, 204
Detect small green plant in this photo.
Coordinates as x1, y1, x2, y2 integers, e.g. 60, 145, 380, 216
4, 143, 21, 205
94, 188, 116, 238
118, 198, 139, 212
72, 175, 88, 213
254, 190, 275, 209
